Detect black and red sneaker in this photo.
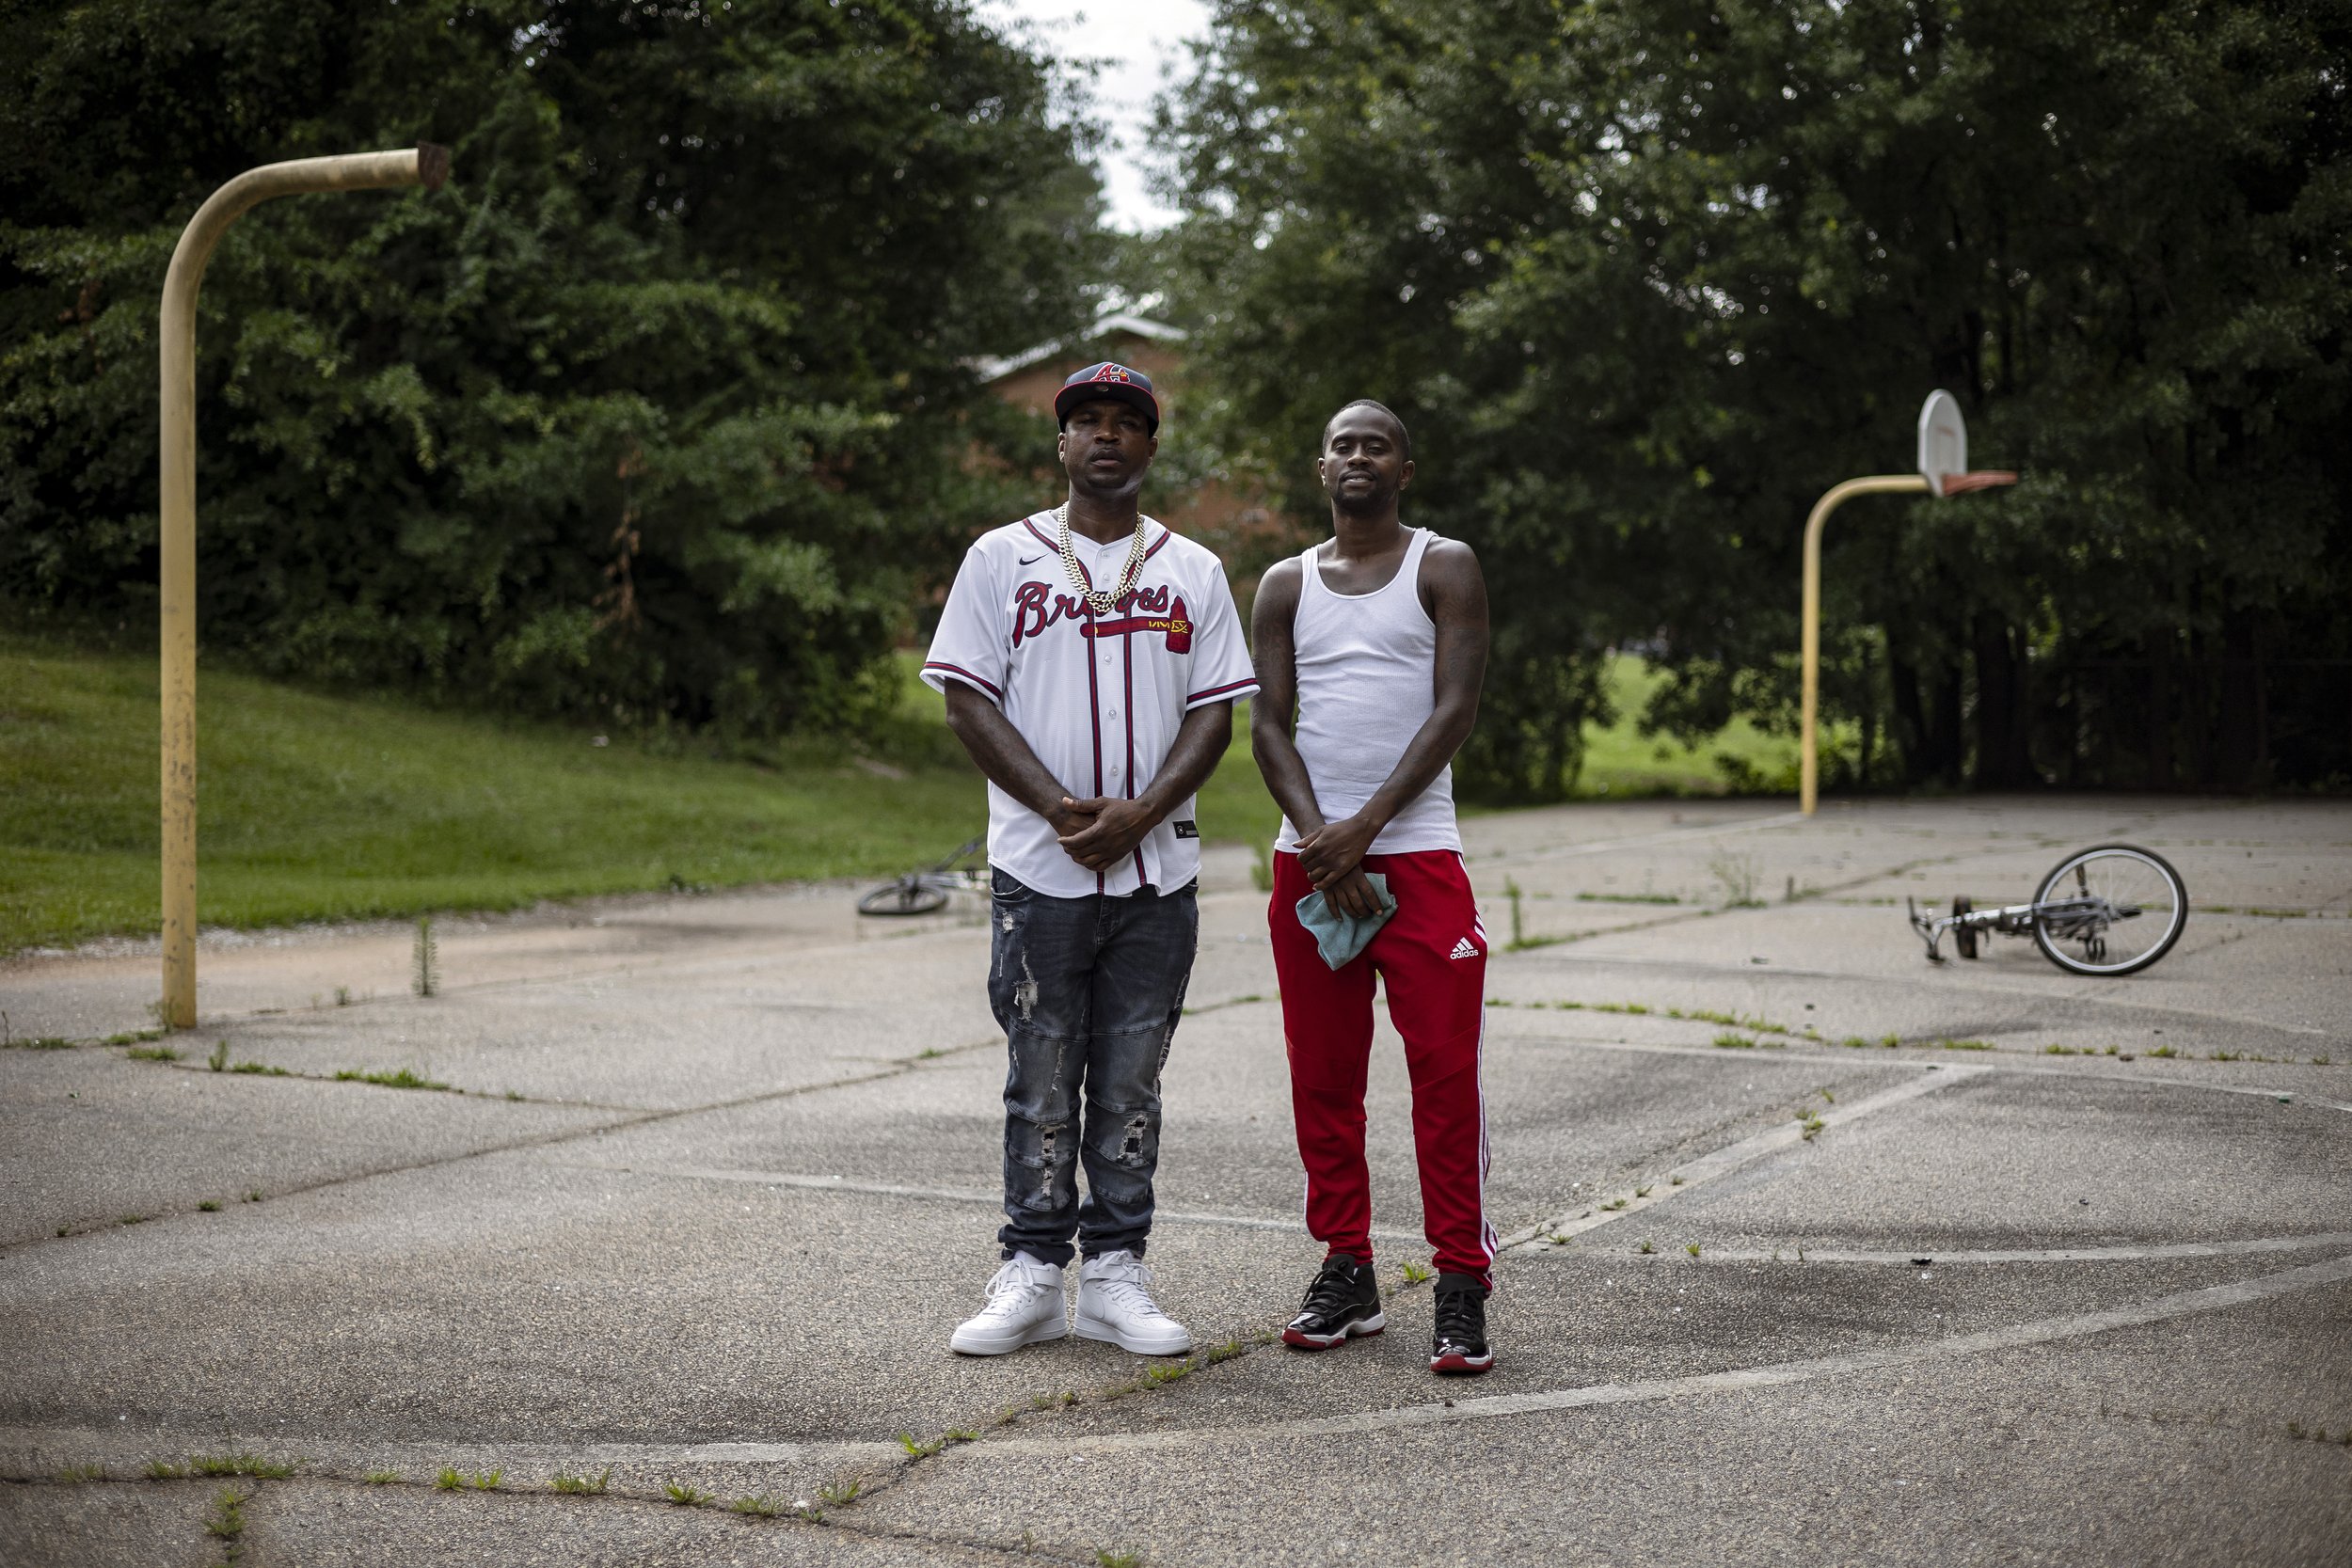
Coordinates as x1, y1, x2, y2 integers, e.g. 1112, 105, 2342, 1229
1430, 1274, 1494, 1375
1282, 1254, 1385, 1349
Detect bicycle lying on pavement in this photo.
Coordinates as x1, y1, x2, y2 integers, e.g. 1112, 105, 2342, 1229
1908, 844, 2188, 977
856, 834, 988, 917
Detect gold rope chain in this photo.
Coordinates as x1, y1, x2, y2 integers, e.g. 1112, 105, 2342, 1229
1054, 504, 1152, 618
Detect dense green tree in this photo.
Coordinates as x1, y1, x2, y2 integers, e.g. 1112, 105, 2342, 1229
0, 0, 1105, 731
1163, 0, 2352, 796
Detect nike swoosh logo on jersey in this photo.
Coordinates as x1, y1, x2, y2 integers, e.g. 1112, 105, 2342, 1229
1019, 554, 1046, 565
1449, 938, 1480, 960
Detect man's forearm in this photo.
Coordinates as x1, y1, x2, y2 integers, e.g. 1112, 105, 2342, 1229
1135, 703, 1234, 824
1355, 701, 1477, 831
1250, 715, 1326, 836
944, 686, 1074, 820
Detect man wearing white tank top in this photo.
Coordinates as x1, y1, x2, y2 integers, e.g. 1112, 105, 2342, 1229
1250, 400, 1498, 1375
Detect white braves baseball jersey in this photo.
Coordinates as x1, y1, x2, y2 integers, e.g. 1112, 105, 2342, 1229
923, 513, 1258, 898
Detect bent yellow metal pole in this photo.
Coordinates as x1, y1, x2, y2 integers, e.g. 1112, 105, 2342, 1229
1799, 474, 1930, 817
160, 145, 449, 1028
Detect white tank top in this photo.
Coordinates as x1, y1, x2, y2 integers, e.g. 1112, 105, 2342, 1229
1273, 527, 1462, 856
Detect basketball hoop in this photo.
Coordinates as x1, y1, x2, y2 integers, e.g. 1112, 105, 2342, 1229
1917, 388, 2017, 498
1797, 391, 2020, 816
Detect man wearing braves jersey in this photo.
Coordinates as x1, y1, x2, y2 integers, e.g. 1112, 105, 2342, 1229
1250, 399, 1498, 1375
923, 361, 1258, 1358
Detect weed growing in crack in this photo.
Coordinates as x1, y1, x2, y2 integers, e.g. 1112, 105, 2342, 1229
190, 1455, 293, 1480
818, 1478, 863, 1507
2148, 1045, 2179, 1059
1201, 1338, 1248, 1366
1638, 1240, 1656, 1255
335, 987, 352, 1006
664, 1482, 712, 1506
1937, 1039, 1994, 1053
1504, 878, 1526, 948
119, 1213, 147, 1227
364, 1469, 400, 1485
2210, 1050, 2242, 1062
204, 1487, 247, 1560
898, 1433, 946, 1458
1708, 849, 1763, 908
1712, 1033, 1759, 1050
731, 1495, 785, 1517
469, 1469, 501, 1491
230, 1061, 289, 1076
1819, 1088, 1836, 1103
198, 1200, 220, 1212
1401, 1260, 1432, 1284
332, 1068, 452, 1092
1798, 1111, 1826, 1142
55, 1461, 106, 1482
1670, 1174, 1685, 1186
1686, 1243, 1702, 1258
1635, 1185, 1652, 1198
1144, 1363, 1189, 1386
128, 1044, 180, 1062
1600, 1197, 1629, 1212
1881, 1034, 1901, 1049
208, 1041, 229, 1072
1097, 1548, 1145, 1568
551, 1466, 612, 1495
436, 1467, 465, 1492
147, 1461, 188, 1480
414, 915, 439, 998
244, 1190, 262, 1203
916, 1047, 946, 1060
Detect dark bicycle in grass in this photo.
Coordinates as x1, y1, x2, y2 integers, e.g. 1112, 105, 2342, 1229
1909, 845, 2188, 977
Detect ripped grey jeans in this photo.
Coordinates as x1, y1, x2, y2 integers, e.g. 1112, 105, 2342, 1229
987, 867, 1198, 1266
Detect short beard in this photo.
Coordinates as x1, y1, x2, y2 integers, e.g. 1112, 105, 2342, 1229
1329, 478, 1398, 517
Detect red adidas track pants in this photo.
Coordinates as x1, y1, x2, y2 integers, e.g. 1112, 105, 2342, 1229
1268, 848, 1496, 1289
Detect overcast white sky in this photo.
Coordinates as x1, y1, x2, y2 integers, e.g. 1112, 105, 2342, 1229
975, 0, 1214, 232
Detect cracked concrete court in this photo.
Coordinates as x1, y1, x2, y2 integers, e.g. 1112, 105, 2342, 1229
3, 797, 2348, 1567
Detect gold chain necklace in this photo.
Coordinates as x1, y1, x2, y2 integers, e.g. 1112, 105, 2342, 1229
1054, 503, 1150, 617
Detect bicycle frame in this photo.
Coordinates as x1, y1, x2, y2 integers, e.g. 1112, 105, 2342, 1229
1907, 895, 2139, 963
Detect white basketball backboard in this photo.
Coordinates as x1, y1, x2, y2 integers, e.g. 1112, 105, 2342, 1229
1917, 389, 1966, 498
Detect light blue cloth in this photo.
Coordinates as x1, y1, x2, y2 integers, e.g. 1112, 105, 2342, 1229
1294, 872, 1397, 970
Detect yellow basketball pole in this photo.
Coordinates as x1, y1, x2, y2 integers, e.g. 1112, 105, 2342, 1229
159, 146, 449, 1028
1798, 474, 1930, 817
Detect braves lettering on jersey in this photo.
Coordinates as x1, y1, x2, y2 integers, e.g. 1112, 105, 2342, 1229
923, 514, 1258, 898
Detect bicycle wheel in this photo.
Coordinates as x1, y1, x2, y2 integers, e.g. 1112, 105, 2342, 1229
1951, 895, 1979, 960
2029, 845, 2187, 977
857, 878, 951, 917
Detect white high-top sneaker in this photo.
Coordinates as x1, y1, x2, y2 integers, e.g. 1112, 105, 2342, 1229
1074, 1249, 1192, 1355
949, 1254, 1068, 1355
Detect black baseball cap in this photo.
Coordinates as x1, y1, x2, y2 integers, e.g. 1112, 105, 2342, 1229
1054, 361, 1160, 435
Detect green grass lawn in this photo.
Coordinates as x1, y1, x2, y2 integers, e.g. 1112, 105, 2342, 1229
1, 631, 1784, 954
1577, 657, 1823, 798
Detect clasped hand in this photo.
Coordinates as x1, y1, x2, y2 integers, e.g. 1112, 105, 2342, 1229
1295, 816, 1383, 918
1054, 796, 1157, 871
